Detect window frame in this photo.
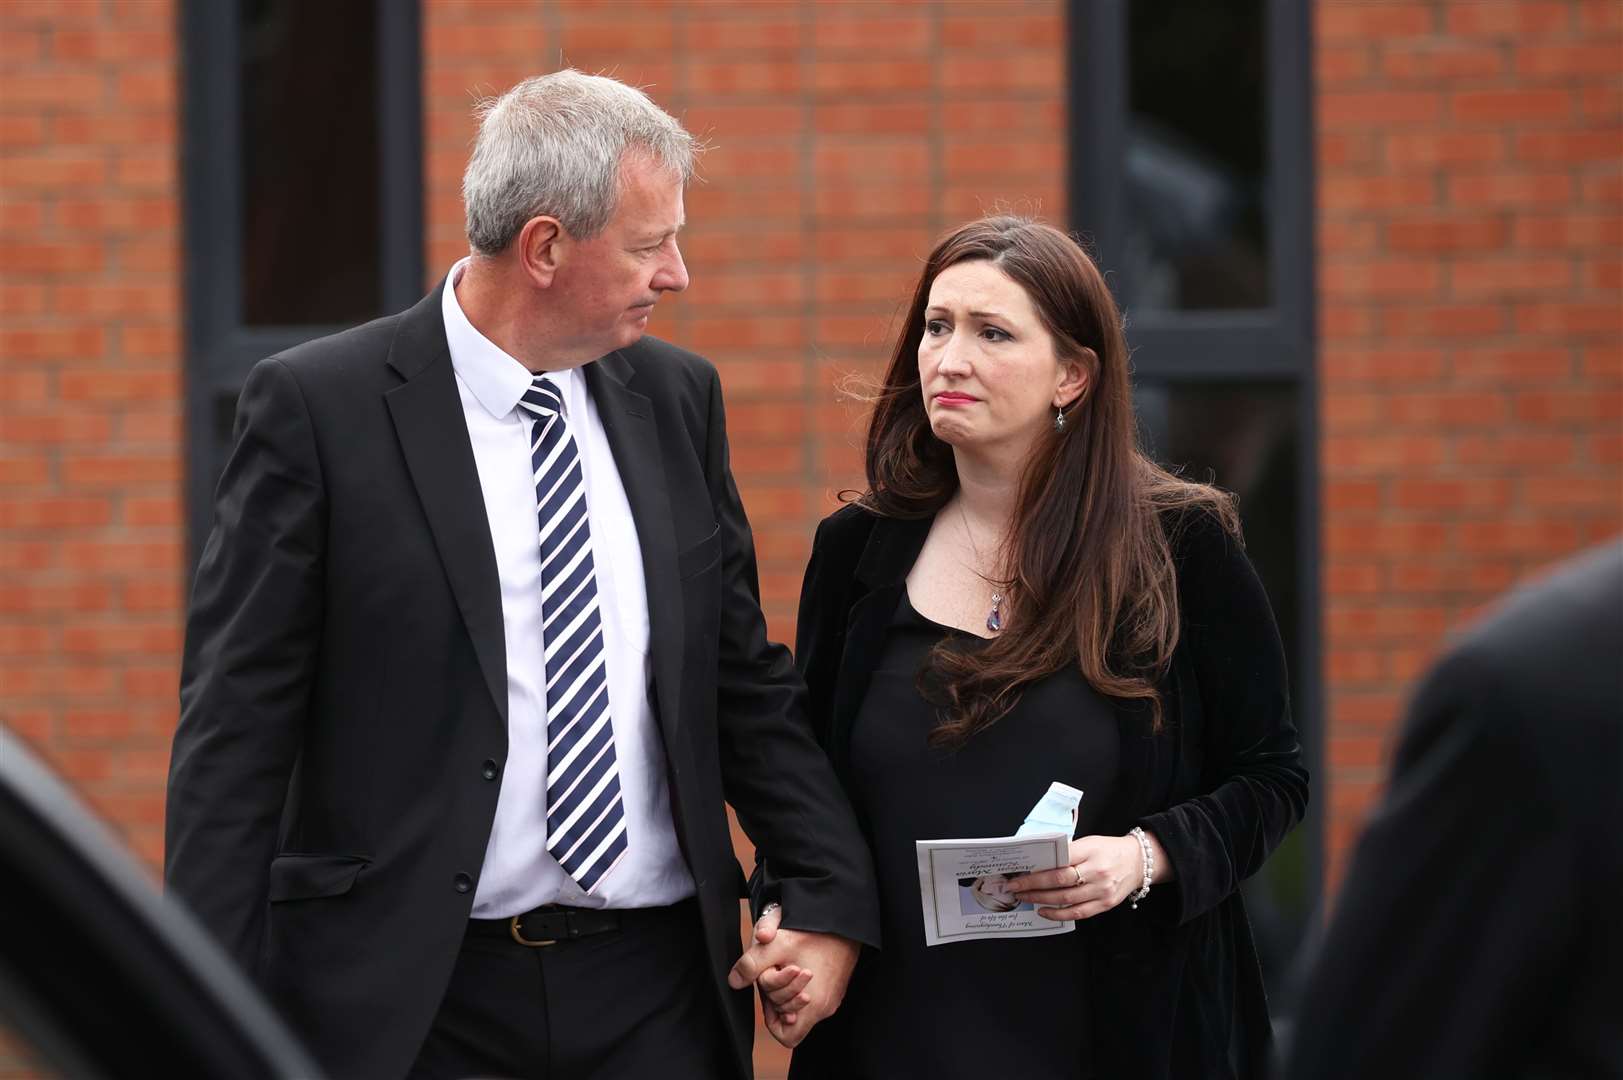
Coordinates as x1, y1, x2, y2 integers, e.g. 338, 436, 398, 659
182, 0, 424, 564
1067, 0, 1323, 1004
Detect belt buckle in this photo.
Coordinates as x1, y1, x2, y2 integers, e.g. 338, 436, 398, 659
509, 915, 558, 948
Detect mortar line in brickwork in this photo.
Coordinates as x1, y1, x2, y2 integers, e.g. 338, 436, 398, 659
544, 1, 563, 80
797, 0, 819, 512
672, 0, 693, 350
928, 2, 945, 240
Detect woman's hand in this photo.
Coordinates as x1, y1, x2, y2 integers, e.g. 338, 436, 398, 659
1007, 831, 1168, 921
745, 904, 814, 1032
729, 902, 859, 1048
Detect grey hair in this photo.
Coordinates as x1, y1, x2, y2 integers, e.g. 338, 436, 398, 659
462, 70, 699, 254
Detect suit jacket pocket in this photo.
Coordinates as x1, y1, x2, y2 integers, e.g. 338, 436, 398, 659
267, 853, 371, 902
677, 524, 721, 580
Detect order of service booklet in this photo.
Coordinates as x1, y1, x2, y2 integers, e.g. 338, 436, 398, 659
914, 782, 1082, 947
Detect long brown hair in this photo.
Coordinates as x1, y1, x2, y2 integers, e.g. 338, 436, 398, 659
860, 215, 1239, 745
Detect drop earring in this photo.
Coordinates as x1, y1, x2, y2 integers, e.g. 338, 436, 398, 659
1053, 406, 1066, 433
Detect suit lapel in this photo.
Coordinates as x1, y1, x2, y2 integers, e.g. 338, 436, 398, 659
383, 285, 508, 725
582, 353, 685, 749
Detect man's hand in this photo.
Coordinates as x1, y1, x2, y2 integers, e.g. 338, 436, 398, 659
727, 904, 860, 1048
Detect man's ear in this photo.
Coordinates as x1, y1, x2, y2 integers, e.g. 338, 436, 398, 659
517, 215, 565, 289
1055, 347, 1095, 409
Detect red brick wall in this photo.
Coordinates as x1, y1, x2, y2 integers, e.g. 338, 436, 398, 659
1, 2, 180, 1072
1316, 0, 1623, 890
0, 0, 181, 866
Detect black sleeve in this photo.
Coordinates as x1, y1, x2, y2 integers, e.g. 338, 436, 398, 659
165, 356, 324, 971
701, 371, 880, 946
1138, 513, 1310, 924
791, 516, 841, 750
1285, 651, 1579, 1078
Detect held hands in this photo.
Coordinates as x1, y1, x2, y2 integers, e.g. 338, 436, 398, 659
726, 904, 859, 1048
1008, 832, 1168, 921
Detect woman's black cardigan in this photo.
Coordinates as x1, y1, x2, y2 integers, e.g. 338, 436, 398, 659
786, 502, 1309, 1079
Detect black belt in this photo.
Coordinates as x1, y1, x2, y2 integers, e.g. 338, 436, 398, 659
468, 904, 621, 947
469, 900, 694, 948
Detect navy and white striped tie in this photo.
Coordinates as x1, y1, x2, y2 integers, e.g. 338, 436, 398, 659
518, 375, 627, 894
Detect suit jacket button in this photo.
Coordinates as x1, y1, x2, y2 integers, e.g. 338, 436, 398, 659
481, 759, 499, 781
453, 873, 472, 893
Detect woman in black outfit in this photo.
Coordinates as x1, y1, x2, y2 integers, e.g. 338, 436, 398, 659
765, 217, 1308, 1079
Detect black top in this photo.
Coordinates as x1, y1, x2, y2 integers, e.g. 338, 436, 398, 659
836, 591, 1119, 1077
779, 505, 1308, 1079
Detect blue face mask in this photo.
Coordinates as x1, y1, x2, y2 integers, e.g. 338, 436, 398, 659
1016, 781, 1083, 838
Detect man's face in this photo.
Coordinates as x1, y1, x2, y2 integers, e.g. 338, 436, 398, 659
550, 150, 689, 363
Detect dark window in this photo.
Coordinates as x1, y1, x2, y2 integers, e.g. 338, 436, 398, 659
1126, 0, 1270, 310
1137, 381, 1299, 679
184, 0, 422, 562
1071, 0, 1318, 1018
1136, 380, 1308, 980
239, 0, 382, 326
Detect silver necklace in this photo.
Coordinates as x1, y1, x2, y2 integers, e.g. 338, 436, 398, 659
955, 499, 1005, 634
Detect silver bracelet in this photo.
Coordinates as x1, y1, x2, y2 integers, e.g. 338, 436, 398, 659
1129, 826, 1154, 909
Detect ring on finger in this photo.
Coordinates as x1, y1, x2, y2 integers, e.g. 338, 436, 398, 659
1071, 865, 1085, 888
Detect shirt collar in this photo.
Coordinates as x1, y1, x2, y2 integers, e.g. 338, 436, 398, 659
441, 258, 574, 420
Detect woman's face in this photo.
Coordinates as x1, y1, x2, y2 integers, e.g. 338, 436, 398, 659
918, 259, 1085, 457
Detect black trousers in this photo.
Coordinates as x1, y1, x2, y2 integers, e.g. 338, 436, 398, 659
408, 899, 733, 1080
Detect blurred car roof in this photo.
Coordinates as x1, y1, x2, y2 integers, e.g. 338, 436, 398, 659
0, 725, 324, 1079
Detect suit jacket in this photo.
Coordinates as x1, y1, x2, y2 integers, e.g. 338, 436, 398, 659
785, 503, 1309, 1079
1286, 543, 1623, 1079
165, 284, 881, 1080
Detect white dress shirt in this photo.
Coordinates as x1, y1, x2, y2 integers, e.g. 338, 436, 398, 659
441, 259, 695, 915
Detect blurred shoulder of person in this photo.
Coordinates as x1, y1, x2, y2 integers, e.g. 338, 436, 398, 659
1287, 541, 1623, 1080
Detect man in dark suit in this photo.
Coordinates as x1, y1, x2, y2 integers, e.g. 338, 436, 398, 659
166, 70, 878, 1080
1286, 541, 1623, 1078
